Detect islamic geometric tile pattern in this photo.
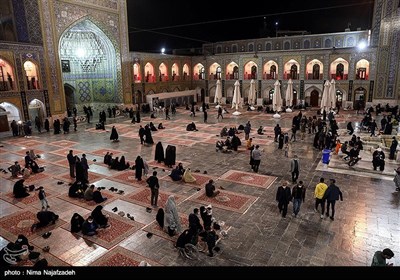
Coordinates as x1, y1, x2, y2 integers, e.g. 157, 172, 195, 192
387, 19, 400, 98
78, 81, 92, 102
372, 0, 383, 46
24, 0, 43, 44
70, 0, 118, 10
92, 80, 115, 102
40, 0, 61, 103
54, 1, 123, 102
12, 0, 29, 42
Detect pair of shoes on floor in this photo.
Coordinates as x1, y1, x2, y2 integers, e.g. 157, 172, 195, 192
57, 181, 64, 185
118, 190, 124, 195
219, 186, 225, 190
118, 211, 125, 217
126, 213, 135, 221
146, 233, 153, 238
330, 216, 334, 221
112, 207, 118, 212
203, 171, 208, 174
42, 232, 52, 239
196, 188, 201, 191
43, 246, 50, 252
194, 169, 201, 173
109, 187, 118, 192
146, 207, 152, 213
100, 186, 106, 190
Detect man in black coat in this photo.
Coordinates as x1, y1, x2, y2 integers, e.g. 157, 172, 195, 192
323, 179, 343, 221
276, 181, 292, 218
146, 171, 160, 207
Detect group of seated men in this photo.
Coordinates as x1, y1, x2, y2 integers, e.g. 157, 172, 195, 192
103, 152, 130, 171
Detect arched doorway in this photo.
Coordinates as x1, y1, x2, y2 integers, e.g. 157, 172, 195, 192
59, 19, 119, 107
354, 87, 366, 110
135, 90, 143, 104
64, 83, 75, 110
28, 99, 45, 122
0, 102, 21, 132
310, 90, 319, 107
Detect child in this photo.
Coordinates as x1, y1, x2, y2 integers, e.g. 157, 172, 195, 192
284, 143, 289, 157
38, 186, 49, 210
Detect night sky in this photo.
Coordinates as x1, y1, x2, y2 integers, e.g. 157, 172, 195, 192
127, 0, 374, 53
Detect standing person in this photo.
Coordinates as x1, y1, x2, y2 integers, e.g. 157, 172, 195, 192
276, 181, 292, 218
165, 107, 170, 120
274, 124, 281, 142
67, 150, 75, 178
86, 110, 91, 123
291, 181, 306, 217
138, 125, 145, 145
244, 122, 251, 140
135, 156, 144, 181
371, 249, 394, 266
370, 120, 377, 137
217, 106, 223, 120
136, 110, 141, 123
389, 136, 398, 160
73, 116, 77, 132
290, 155, 300, 183
110, 126, 119, 142
372, 148, 385, 171
81, 154, 89, 182
34, 116, 42, 133
164, 195, 181, 236
146, 171, 160, 207
190, 103, 195, 117
393, 167, 400, 191
203, 109, 208, 123
314, 178, 328, 219
37, 186, 49, 211
323, 179, 343, 221
251, 145, 262, 173
73, 107, 77, 117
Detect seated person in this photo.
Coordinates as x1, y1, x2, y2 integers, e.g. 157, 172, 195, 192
205, 179, 220, 198
216, 140, 224, 151
103, 152, 111, 165
182, 168, 196, 183
176, 229, 196, 250
8, 161, 22, 178
15, 234, 34, 251
158, 123, 166, 129
257, 126, 264, 135
186, 122, 198, 131
93, 188, 108, 203
237, 124, 244, 131
13, 179, 30, 198
231, 135, 241, 151
70, 213, 85, 233
224, 137, 232, 150
68, 181, 86, 198
110, 156, 120, 170
169, 166, 183, 181
84, 184, 95, 201
150, 113, 156, 118
30, 160, 44, 173
29, 149, 39, 160
95, 121, 105, 130
82, 216, 98, 236
118, 156, 130, 171
220, 127, 228, 137
31, 211, 59, 231
150, 122, 158, 131
91, 205, 109, 228
177, 162, 185, 175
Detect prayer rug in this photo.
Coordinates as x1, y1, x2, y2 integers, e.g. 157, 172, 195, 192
12, 148, 45, 157
88, 148, 126, 157
16, 252, 69, 267
142, 213, 189, 242
11, 139, 43, 147
121, 188, 185, 209
23, 172, 51, 184
50, 148, 85, 157
107, 170, 144, 186
57, 172, 103, 184
49, 140, 79, 148
0, 209, 66, 241
61, 212, 143, 249
2, 190, 54, 208
188, 189, 257, 213
218, 170, 277, 189
90, 246, 161, 266
57, 192, 116, 210
160, 172, 213, 187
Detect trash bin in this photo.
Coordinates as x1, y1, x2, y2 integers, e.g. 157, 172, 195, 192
322, 149, 331, 164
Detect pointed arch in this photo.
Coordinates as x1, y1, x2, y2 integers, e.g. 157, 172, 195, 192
263, 60, 278, 80
133, 62, 141, 83
355, 59, 369, 80
244, 60, 258, 80
0, 57, 16, 91
226, 61, 238, 80
284, 59, 300, 80
330, 58, 349, 80
306, 59, 323, 80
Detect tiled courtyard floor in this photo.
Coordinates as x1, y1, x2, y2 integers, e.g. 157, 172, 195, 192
0, 107, 399, 267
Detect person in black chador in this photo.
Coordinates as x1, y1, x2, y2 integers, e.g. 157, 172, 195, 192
156, 208, 164, 228
13, 179, 30, 198
138, 125, 145, 145
110, 126, 119, 142
135, 156, 144, 181
31, 211, 59, 231
136, 110, 141, 123
164, 145, 176, 168
144, 125, 154, 145
91, 205, 109, 228
150, 122, 158, 131
155, 142, 165, 163
70, 213, 84, 233
44, 119, 50, 132
389, 137, 398, 160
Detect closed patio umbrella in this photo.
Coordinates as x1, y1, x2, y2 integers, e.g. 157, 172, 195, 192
273, 80, 283, 113
214, 79, 222, 107
285, 79, 293, 112
232, 80, 242, 115
248, 79, 256, 106
329, 79, 336, 109
320, 80, 331, 111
